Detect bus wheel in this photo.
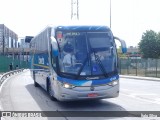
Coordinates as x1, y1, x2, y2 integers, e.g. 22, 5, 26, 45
33, 72, 39, 87
34, 80, 39, 87
48, 81, 57, 101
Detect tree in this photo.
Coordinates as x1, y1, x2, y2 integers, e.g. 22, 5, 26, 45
117, 46, 127, 58
138, 30, 160, 58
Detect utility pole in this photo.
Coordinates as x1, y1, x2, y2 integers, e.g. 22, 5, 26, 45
71, 0, 79, 20
2, 25, 5, 55
110, 0, 112, 29
2, 35, 5, 55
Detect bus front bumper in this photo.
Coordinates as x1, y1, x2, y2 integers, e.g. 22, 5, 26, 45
56, 84, 119, 101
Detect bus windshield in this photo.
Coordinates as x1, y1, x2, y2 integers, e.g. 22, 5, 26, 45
57, 31, 117, 78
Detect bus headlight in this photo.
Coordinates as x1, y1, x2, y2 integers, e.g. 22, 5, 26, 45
108, 80, 119, 86
62, 83, 75, 89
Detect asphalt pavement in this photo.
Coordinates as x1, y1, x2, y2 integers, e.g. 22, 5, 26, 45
1, 70, 160, 120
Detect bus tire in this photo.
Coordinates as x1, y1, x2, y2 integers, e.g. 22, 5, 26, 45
34, 80, 39, 87
33, 71, 39, 87
47, 79, 57, 101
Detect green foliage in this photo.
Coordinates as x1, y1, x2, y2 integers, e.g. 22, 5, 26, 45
117, 46, 127, 58
139, 30, 160, 58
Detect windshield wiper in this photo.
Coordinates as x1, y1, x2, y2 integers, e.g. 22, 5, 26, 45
76, 50, 109, 79
76, 55, 88, 79
93, 50, 108, 78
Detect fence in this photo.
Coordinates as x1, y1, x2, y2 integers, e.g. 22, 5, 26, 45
1, 55, 160, 78
0, 55, 29, 73
119, 57, 160, 78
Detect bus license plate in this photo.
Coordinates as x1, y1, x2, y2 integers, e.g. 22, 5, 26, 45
88, 93, 98, 97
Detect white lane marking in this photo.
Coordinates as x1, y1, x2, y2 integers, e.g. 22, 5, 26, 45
121, 93, 160, 105
120, 89, 160, 105
129, 93, 157, 96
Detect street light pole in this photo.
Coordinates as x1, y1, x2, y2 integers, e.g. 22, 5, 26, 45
2, 25, 5, 55
2, 35, 4, 55
110, 0, 112, 29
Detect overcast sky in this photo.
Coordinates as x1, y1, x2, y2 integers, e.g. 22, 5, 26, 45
0, 0, 160, 47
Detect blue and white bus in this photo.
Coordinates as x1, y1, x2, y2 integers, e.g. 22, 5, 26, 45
30, 25, 126, 101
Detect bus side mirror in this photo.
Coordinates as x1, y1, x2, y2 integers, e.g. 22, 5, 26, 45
51, 37, 59, 56
114, 36, 127, 53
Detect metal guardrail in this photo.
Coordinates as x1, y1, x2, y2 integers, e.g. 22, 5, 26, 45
0, 69, 24, 87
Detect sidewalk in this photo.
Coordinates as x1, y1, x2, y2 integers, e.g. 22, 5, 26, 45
120, 75, 160, 82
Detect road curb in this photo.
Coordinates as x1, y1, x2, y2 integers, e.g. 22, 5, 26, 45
120, 75, 160, 82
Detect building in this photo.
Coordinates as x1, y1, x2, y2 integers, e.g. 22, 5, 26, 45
126, 46, 142, 58
127, 46, 139, 53
19, 38, 31, 61
20, 38, 30, 48
0, 24, 18, 55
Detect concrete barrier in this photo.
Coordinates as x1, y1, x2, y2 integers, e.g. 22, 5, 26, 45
0, 69, 24, 87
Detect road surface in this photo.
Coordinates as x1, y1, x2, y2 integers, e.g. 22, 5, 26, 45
0, 70, 160, 120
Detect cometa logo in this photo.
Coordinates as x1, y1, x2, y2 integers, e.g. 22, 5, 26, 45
86, 77, 99, 80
